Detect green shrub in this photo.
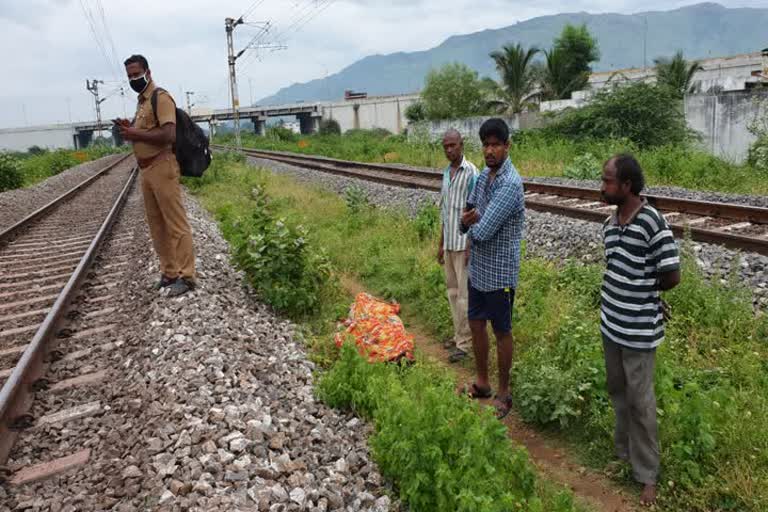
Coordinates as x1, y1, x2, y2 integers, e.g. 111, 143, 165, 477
26, 145, 46, 156
319, 344, 576, 512
514, 316, 606, 428
413, 202, 440, 241
562, 153, 601, 180
405, 101, 427, 123
547, 82, 691, 148
219, 183, 335, 318
266, 125, 299, 143
47, 150, 80, 175
0, 153, 24, 192
748, 136, 768, 173
318, 119, 342, 136
343, 184, 369, 214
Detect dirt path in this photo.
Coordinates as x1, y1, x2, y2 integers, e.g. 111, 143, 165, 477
341, 276, 642, 512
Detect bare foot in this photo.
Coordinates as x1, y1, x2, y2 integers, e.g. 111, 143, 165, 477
640, 483, 656, 506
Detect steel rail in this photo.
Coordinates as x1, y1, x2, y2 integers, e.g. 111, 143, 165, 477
0, 165, 138, 467
219, 146, 768, 255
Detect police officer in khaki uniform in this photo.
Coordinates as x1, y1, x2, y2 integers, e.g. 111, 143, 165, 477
116, 54, 196, 297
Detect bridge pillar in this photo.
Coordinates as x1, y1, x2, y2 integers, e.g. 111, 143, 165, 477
111, 125, 125, 147
297, 112, 321, 135
74, 130, 94, 149
251, 116, 267, 136
208, 120, 217, 140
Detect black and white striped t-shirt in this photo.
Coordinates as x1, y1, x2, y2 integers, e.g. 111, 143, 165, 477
601, 201, 680, 350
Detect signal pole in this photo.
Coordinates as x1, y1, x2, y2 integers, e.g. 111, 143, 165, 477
86, 79, 106, 139
185, 91, 195, 115
225, 16, 286, 149
225, 16, 244, 148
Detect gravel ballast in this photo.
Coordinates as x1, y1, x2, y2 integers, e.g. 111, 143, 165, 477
5, 181, 390, 511
0, 154, 126, 232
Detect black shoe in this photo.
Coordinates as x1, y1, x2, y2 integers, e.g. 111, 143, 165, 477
167, 278, 196, 297
448, 349, 468, 363
155, 275, 177, 290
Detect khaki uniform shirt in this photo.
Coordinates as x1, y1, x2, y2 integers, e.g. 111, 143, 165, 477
132, 80, 176, 160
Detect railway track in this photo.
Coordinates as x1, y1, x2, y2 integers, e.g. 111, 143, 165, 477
0, 154, 137, 482
219, 146, 768, 256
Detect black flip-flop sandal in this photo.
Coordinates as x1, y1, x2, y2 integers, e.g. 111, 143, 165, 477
463, 383, 492, 399
494, 395, 513, 420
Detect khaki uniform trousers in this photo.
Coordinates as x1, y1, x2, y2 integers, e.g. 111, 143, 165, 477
444, 250, 472, 352
140, 154, 196, 280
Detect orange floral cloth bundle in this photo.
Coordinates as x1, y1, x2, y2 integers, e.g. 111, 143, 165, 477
334, 292, 415, 363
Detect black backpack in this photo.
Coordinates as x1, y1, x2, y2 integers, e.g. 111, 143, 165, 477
152, 88, 212, 177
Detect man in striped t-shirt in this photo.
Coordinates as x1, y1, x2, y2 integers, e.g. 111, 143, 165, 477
437, 129, 478, 363
600, 154, 680, 506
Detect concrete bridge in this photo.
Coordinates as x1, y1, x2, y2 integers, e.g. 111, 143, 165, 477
0, 93, 419, 152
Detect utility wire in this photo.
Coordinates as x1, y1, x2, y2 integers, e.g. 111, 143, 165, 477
79, 0, 116, 78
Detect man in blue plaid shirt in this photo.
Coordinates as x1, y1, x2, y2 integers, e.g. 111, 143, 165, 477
460, 118, 525, 419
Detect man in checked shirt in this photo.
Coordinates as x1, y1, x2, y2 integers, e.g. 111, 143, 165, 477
460, 118, 525, 419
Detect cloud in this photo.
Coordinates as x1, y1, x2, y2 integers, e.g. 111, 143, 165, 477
0, 0, 765, 128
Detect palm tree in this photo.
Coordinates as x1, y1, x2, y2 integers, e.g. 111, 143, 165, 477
654, 50, 703, 98
486, 43, 540, 114
540, 47, 591, 101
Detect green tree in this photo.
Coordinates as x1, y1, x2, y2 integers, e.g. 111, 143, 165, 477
0, 153, 24, 192
486, 43, 540, 114
654, 50, 703, 98
541, 47, 579, 100
547, 82, 690, 148
319, 118, 342, 135
541, 24, 600, 100
421, 63, 487, 120
405, 101, 427, 123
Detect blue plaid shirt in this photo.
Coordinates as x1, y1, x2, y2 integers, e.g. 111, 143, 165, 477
464, 157, 525, 292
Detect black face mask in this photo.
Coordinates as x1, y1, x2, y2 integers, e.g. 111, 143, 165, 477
129, 74, 149, 94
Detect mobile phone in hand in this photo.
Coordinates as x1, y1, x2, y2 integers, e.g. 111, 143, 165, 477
465, 201, 475, 211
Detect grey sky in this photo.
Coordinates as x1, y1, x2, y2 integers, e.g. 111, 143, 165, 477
0, 0, 764, 128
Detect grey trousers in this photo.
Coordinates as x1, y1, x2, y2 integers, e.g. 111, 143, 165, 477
603, 340, 659, 484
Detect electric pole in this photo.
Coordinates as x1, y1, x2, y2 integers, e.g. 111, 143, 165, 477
225, 16, 286, 149
643, 16, 648, 72
225, 16, 244, 148
185, 91, 195, 115
86, 79, 106, 139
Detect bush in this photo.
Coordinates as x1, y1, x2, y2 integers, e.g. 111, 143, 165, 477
266, 125, 299, 143
343, 184, 369, 215
319, 344, 576, 512
562, 153, 601, 180
46, 150, 81, 175
0, 153, 24, 192
547, 82, 691, 148
514, 316, 606, 428
319, 119, 341, 136
405, 101, 427, 123
748, 136, 768, 173
413, 202, 440, 241
26, 145, 46, 156
219, 183, 334, 318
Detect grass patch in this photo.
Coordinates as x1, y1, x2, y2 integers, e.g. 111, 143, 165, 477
217, 127, 768, 195
1, 145, 129, 190
188, 158, 768, 511
186, 156, 586, 511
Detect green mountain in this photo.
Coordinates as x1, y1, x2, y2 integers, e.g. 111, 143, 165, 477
258, 2, 768, 105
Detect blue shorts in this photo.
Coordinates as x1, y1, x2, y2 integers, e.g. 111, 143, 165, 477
468, 282, 515, 334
